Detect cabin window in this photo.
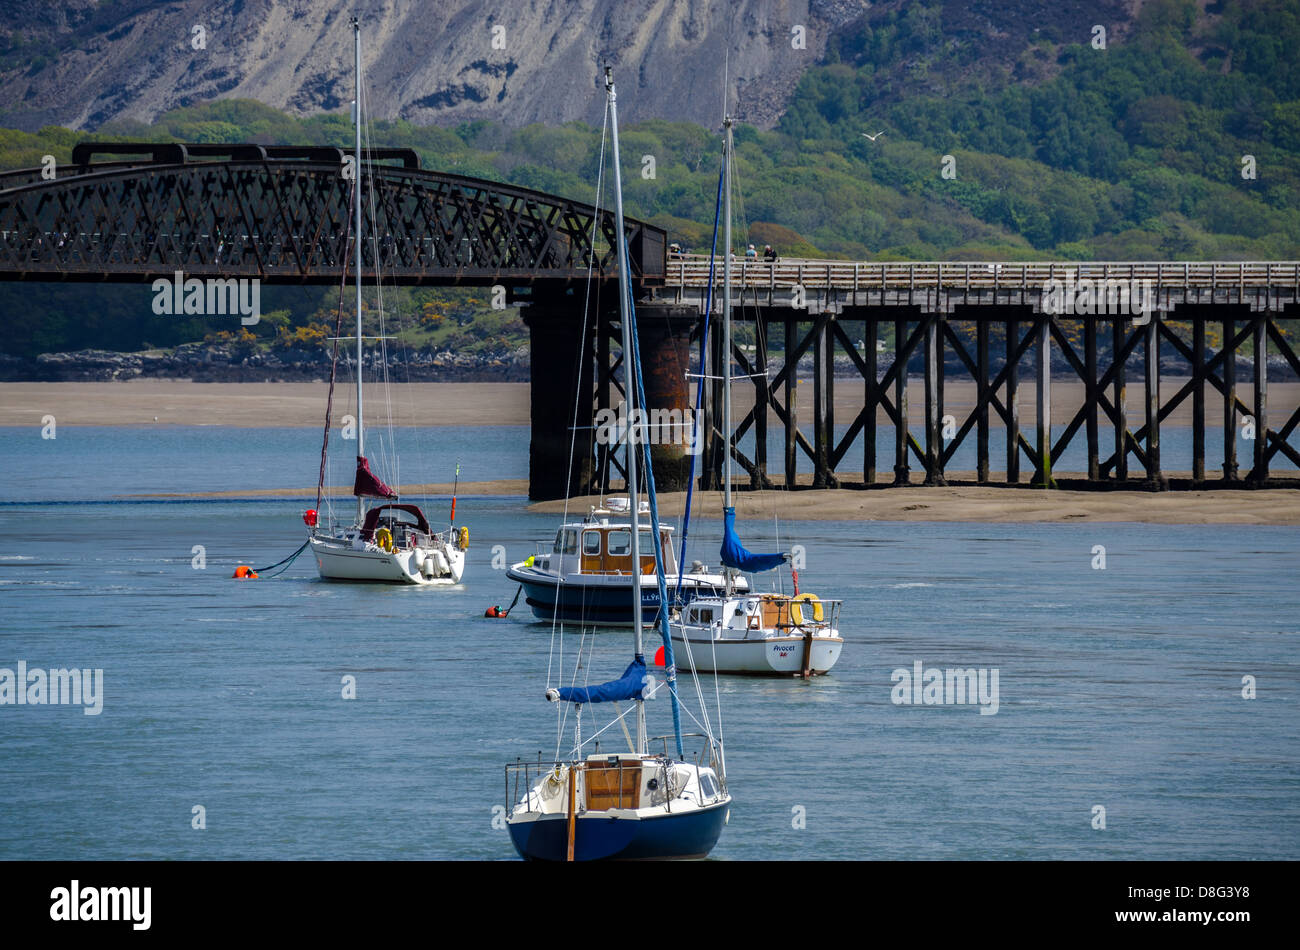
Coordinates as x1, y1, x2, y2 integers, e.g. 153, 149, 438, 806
583, 531, 602, 556
553, 529, 578, 555
700, 773, 717, 798
607, 530, 631, 556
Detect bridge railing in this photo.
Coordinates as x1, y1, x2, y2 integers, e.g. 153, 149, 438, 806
666, 255, 1300, 292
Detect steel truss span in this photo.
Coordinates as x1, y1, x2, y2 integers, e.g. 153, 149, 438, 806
0, 143, 666, 287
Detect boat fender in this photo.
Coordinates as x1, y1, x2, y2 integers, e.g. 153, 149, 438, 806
790, 592, 823, 626
375, 527, 393, 553
412, 548, 426, 570
458, 526, 469, 550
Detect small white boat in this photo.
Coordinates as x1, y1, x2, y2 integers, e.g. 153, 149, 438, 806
309, 502, 466, 585
672, 591, 843, 676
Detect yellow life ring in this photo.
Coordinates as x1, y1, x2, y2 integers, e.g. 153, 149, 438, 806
375, 527, 394, 553
790, 592, 824, 626
458, 526, 469, 550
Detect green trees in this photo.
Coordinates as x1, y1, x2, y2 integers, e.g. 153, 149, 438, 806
3, 0, 1300, 357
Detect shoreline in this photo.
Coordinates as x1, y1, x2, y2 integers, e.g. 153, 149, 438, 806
529, 486, 1300, 525
102, 480, 1300, 525
120, 479, 530, 499
0, 380, 532, 427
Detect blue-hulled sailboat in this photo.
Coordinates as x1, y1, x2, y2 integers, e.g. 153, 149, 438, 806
504, 69, 730, 861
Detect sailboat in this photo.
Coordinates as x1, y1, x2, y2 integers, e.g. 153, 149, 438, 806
504, 69, 730, 861
668, 117, 843, 676
305, 17, 468, 586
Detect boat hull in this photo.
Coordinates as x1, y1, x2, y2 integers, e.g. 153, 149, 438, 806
507, 798, 729, 861
310, 538, 464, 585
671, 632, 843, 675
505, 567, 739, 625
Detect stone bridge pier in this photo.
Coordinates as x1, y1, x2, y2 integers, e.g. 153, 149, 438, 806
524, 299, 696, 500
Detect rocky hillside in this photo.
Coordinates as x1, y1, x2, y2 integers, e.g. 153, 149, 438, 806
0, 0, 878, 132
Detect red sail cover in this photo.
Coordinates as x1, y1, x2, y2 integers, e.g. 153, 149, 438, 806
353, 456, 397, 498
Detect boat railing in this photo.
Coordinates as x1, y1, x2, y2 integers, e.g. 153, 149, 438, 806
804, 598, 842, 632
779, 597, 842, 632
505, 753, 553, 814
648, 733, 724, 774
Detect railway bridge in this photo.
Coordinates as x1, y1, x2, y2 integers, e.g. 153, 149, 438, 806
2, 143, 1296, 498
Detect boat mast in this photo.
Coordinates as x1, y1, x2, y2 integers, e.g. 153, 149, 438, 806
353, 16, 364, 525
605, 67, 646, 756
722, 116, 733, 595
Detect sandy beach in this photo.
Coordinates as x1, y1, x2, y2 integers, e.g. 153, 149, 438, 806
531, 485, 1300, 525
138, 479, 530, 499
3, 378, 1297, 428
5, 380, 1298, 524
0, 380, 531, 427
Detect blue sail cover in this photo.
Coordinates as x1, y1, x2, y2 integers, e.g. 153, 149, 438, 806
720, 507, 787, 573
556, 657, 647, 704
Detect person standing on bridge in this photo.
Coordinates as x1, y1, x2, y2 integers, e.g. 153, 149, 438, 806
763, 244, 777, 262
746, 244, 757, 259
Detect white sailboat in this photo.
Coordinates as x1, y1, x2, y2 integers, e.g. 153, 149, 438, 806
668, 117, 843, 676
305, 17, 467, 586
505, 69, 729, 861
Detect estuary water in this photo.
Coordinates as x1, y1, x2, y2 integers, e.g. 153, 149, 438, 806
0, 426, 1297, 860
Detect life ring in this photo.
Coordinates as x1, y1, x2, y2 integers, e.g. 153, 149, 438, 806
375, 527, 394, 553
458, 526, 469, 550
790, 592, 823, 626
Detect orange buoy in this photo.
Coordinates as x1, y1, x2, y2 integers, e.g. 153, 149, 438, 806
233, 565, 259, 579
485, 605, 503, 618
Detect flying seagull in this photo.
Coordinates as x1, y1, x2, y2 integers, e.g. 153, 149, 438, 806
861, 131, 885, 142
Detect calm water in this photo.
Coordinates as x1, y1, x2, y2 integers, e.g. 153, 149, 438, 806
0, 426, 1298, 859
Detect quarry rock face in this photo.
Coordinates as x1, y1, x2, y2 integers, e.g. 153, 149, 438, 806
0, 0, 871, 132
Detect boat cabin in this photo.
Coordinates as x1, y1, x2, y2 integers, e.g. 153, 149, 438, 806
681, 593, 837, 631
359, 503, 432, 549
549, 522, 679, 576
